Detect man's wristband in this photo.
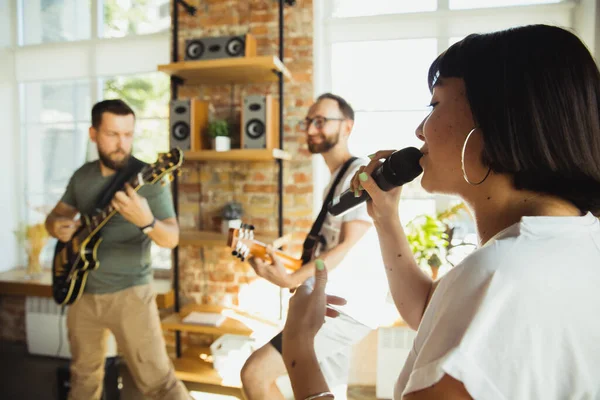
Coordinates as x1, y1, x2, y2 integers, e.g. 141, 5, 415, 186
139, 217, 156, 234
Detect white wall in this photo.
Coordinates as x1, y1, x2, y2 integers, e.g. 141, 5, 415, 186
574, 0, 600, 62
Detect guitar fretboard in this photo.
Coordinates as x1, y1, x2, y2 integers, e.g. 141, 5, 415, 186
81, 172, 146, 235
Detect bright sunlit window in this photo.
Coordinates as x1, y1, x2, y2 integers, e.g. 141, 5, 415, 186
11, 0, 170, 270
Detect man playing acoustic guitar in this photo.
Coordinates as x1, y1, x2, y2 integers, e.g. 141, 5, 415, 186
241, 93, 388, 400
45, 99, 189, 400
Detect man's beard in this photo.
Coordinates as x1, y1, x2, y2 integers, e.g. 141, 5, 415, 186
98, 148, 130, 171
307, 130, 340, 154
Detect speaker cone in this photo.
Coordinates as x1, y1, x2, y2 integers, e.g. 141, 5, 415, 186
172, 122, 190, 141
226, 37, 244, 57
186, 40, 205, 59
246, 119, 265, 139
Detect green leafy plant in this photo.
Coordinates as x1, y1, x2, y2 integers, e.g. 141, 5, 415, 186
405, 203, 468, 279
208, 119, 230, 138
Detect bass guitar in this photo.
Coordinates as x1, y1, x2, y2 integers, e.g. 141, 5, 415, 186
51, 148, 183, 305
227, 224, 302, 271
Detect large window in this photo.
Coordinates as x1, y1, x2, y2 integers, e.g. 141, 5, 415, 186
21, 80, 91, 211
12, 0, 171, 269
316, 0, 577, 291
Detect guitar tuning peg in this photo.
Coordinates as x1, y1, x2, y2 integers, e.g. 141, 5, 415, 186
168, 174, 174, 182
232, 250, 238, 257
249, 224, 255, 231
177, 170, 183, 177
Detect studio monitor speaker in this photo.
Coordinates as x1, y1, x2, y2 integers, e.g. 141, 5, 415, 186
169, 99, 209, 151
241, 95, 280, 150
184, 34, 257, 61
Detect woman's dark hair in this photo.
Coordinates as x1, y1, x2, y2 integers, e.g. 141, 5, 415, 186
428, 24, 600, 214
91, 99, 135, 129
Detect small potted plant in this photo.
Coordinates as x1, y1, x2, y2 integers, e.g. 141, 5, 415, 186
208, 119, 231, 152
221, 201, 243, 234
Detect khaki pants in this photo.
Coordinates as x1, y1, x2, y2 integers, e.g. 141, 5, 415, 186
66, 284, 189, 400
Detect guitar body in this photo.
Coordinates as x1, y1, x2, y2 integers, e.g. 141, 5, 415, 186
49, 148, 184, 306
52, 218, 103, 305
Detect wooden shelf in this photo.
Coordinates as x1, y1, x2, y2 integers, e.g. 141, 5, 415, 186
168, 345, 242, 390
0, 268, 174, 308
180, 230, 282, 248
184, 148, 290, 162
161, 304, 281, 337
157, 55, 292, 85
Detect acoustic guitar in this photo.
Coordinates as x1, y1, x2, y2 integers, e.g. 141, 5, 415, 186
51, 148, 184, 305
227, 224, 302, 271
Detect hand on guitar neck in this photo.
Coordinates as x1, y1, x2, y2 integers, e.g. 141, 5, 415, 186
227, 224, 303, 289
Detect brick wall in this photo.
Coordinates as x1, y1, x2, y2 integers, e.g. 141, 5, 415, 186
175, 0, 314, 311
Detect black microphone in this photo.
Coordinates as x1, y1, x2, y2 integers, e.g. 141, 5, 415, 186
328, 147, 423, 216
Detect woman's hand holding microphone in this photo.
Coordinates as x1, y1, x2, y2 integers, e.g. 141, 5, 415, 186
351, 150, 404, 224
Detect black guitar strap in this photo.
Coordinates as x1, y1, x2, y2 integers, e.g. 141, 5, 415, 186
94, 156, 147, 214
300, 156, 358, 265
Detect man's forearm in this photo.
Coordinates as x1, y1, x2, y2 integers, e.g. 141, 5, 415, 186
375, 218, 432, 330
147, 219, 179, 249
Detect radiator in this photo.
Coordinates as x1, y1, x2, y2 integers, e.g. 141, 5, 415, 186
25, 296, 117, 359
376, 326, 416, 399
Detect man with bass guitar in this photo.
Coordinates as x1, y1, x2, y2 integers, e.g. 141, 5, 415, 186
240, 93, 388, 400
45, 99, 189, 400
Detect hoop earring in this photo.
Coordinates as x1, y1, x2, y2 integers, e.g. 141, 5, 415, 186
461, 127, 491, 186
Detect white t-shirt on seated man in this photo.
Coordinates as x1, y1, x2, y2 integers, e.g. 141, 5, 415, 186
316, 157, 388, 331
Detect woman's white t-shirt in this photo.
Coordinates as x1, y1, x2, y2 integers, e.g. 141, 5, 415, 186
395, 213, 600, 399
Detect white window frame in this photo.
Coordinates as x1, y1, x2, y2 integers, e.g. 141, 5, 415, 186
312, 0, 592, 214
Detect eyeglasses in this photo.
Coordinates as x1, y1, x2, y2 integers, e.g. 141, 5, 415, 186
298, 116, 345, 131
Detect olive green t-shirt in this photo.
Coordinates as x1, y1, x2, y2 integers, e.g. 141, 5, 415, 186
60, 159, 176, 294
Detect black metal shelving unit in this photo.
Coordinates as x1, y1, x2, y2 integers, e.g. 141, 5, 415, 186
169, 0, 290, 358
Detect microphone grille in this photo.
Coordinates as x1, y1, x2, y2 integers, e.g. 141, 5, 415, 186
387, 147, 423, 185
